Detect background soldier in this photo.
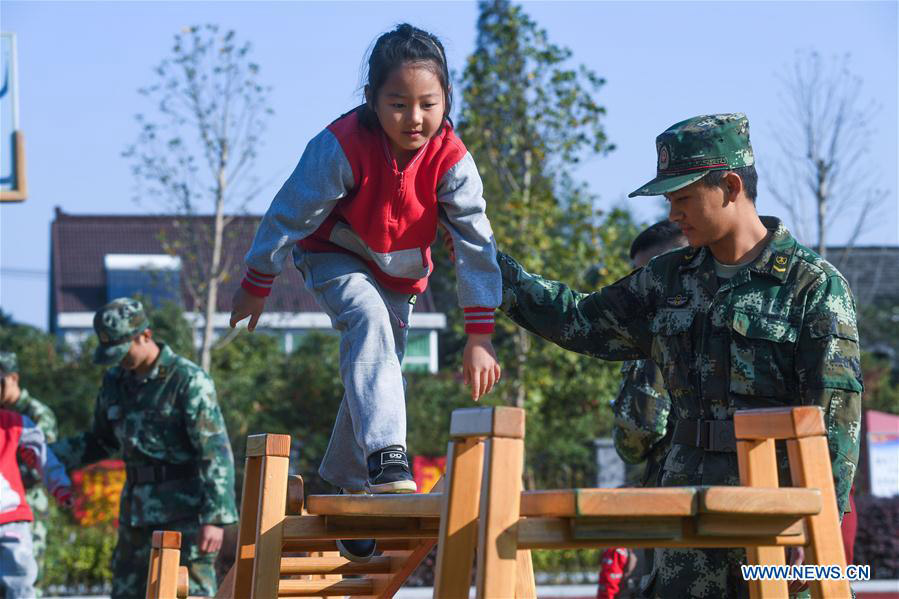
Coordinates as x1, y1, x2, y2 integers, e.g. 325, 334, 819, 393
610, 221, 686, 596
499, 113, 862, 598
52, 298, 238, 599
0, 350, 58, 588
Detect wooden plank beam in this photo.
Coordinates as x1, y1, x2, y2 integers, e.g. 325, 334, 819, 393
282, 515, 438, 540
734, 406, 825, 440
576, 488, 697, 517
305, 493, 442, 517
700, 486, 821, 516
277, 577, 373, 596
517, 517, 808, 549
449, 406, 525, 439
279, 555, 392, 575
695, 514, 805, 537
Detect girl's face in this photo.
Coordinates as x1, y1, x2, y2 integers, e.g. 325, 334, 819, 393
371, 61, 446, 164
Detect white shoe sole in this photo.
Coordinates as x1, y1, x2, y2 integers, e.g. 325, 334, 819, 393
368, 479, 418, 494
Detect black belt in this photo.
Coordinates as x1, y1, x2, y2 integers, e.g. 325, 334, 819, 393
126, 463, 198, 485
672, 419, 737, 452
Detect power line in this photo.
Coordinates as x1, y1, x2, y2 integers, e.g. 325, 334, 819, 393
0, 267, 48, 279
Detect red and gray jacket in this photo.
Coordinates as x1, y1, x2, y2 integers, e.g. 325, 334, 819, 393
242, 109, 500, 334
0, 410, 70, 525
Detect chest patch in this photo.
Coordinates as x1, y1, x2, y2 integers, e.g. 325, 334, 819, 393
666, 293, 691, 308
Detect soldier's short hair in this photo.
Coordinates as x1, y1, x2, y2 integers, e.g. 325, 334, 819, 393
630, 220, 687, 260
700, 164, 758, 202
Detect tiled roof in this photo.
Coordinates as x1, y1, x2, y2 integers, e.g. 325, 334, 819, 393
827, 246, 899, 306
50, 209, 438, 317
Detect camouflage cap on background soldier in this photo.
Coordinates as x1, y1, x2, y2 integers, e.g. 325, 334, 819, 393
93, 298, 150, 366
0, 351, 18, 377
629, 113, 755, 197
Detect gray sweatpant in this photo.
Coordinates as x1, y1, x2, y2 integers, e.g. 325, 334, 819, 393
0, 520, 37, 599
295, 251, 413, 491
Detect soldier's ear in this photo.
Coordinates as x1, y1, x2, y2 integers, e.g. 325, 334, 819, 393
724, 171, 743, 204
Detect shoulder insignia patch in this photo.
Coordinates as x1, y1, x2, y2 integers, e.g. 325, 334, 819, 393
666, 294, 690, 308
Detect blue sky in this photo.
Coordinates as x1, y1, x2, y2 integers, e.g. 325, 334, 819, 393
1, 1, 897, 330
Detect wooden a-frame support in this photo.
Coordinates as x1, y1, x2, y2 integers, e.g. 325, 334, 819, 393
148, 405, 848, 599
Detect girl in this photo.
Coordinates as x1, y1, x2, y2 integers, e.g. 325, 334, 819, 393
230, 23, 502, 555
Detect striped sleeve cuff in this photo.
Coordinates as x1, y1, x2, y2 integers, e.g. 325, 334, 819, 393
463, 307, 495, 334
241, 268, 276, 298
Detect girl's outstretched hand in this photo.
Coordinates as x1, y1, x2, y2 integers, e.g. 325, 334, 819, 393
230, 286, 266, 332
463, 334, 501, 401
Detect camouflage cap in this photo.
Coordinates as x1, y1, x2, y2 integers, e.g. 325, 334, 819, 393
0, 351, 18, 377
628, 113, 755, 197
93, 298, 150, 366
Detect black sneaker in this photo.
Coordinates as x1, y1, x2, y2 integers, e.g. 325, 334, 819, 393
367, 445, 417, 494
336, 489, 376, 562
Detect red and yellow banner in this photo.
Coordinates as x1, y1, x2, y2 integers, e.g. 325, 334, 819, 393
412, 455, 446, 493
70, 459, 125, 527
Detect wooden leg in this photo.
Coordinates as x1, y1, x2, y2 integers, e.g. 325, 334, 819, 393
146, 545, 161, 599
434, 437, 485, 599
514, 549, 537, 599
251, 449, 290, 598
737, 438, 788, 599
787, 436, 850, 599
233, 455, 262, 599
147, 531, 181, 599
476, 436, 524, 599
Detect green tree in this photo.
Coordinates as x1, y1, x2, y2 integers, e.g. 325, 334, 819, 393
450, 0, 634, 488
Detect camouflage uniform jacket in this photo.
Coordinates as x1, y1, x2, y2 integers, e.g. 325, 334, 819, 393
613, 360, 673, 487
500, 217, 862, 513
52, 343, 239, 527
11, 388, 58, 489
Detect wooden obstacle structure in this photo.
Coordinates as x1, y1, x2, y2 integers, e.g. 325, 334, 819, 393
147, 405, 848, 599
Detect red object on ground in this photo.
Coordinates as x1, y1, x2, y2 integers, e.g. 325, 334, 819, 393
842, 486, 858, 565
596, 547, 629, 599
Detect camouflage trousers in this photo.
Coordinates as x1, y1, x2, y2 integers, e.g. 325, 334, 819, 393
111, 519, 218, 599
25, 486, 49, 586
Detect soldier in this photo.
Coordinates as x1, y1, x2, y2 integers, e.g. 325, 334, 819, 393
612, 221, 686, 489
499, 113, 862, 598
610, 222, 686, 596
52, 298, 239, 599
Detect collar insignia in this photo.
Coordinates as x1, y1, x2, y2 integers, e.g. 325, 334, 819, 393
772, 254, 788, 273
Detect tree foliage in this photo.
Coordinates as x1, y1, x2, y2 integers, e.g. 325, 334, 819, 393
447, 0, 631, 488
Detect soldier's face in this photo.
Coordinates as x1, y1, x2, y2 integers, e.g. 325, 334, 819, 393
665, 180, 735, 247
0, 373, 20, 405
120, 332, 155, 370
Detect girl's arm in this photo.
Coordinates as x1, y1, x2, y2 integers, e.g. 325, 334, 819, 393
436, 152, 502, 332
437, 153, 503, 399
240, 129, 354, 297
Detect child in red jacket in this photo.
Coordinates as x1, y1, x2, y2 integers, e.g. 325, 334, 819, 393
1, 409, 72, 599
597, 547, 636, 599
230, 23, 502, 563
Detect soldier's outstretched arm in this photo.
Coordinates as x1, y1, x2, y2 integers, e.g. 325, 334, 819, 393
50, 381, 120, 471
797, 274, 863, 515
497, 252, 651, 360
183, 371, 239, 526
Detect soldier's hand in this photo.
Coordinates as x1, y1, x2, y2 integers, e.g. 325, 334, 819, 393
230, 287, 266, 332
787, 546, 809, 593
198, 524, 224, 554
462, 334, 502, 401
54, 487, 74, 510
